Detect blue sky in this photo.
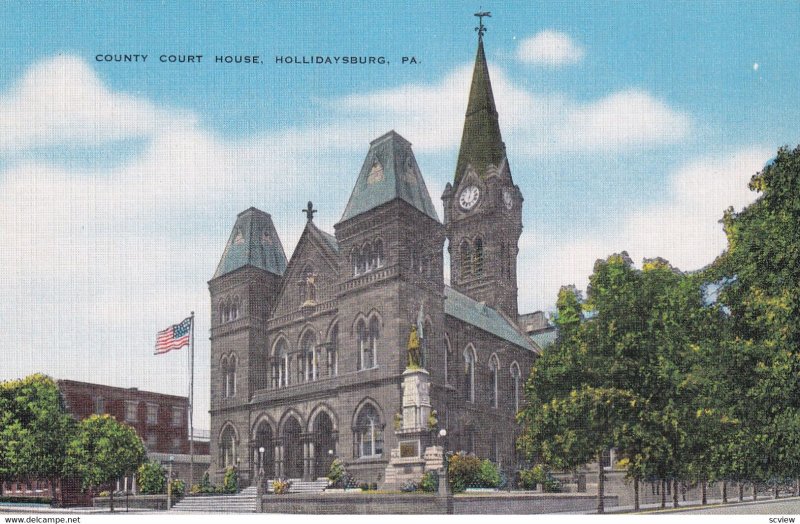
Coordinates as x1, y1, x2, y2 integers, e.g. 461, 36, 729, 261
1, 1, 798, 430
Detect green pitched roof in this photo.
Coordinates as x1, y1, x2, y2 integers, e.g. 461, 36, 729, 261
454, 37, 507, 183
444, 286, 538, 353
340, 130, 439, 223
530, 329, 558, 350
213, 207, 287, 278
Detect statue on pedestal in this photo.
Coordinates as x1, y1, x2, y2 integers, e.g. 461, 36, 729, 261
407, 325, 421, 369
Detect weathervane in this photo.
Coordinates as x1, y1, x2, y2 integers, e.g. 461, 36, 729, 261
475, 10, 491, 38
303, 201, 317, 222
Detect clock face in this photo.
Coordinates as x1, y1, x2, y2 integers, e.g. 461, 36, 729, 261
459, 185, 480, 210
503, 188, 514, 210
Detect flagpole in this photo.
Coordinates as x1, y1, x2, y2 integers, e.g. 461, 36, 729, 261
189, 311, 195, 489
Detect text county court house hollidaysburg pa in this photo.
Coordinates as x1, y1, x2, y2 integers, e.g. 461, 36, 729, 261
207, 29, 545, 487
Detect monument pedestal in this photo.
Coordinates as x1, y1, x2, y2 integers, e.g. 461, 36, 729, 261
384, 368, 444, 489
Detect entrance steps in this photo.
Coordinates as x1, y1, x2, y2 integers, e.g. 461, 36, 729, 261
267, 479, 329, 494
170, 486, 259, 513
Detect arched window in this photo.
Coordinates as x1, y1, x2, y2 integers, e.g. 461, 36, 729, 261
464, 346, 476, 403
351, 249, 360, 276
229, 355, 237, 397
357, 318, 379, 370
511, 362, 522, 413
301, 331, 317, 382
489, 354, 500, 409
328, 324, 339, 377
363, 243, 373, 272
460, 241, 472, 278
473, 238, 484, 275
221, 356, 230, 397
273, 338, 289, 388
220, 426, 237, 468
219, 302, 226, 324
231, 297, 240, 320
354, 404, 383, 458
375, 239, 384, 268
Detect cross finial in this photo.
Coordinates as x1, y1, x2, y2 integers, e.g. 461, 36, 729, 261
303, 201, 317, 222
475, 10, 491, 39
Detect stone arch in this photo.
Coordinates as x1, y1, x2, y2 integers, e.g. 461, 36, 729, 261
463, 344, 477, 403
488, 353, 500, 409
324, 318, 340, 378
218, 421, 239, 469
278, 409, 305, 479
510, 361, 522, 413
251, 415, 276, 479
352, 398, 385, 459
308, 404, 338, 478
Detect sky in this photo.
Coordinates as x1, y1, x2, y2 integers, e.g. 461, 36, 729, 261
1, 1, 799, 431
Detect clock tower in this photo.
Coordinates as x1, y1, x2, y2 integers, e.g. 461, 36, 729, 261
442, 29, 523, 320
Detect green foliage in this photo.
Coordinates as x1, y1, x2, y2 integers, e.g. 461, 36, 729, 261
446, 453, 500, 492
420, 471, 439, 492
518, 465, 561, 492
169, 479, 185, 497
478, 460, 501, 488
65, 414, 146, 493
136, 461, 166, 494
221, 466, 239, 493
0, 374, 76, 488
196, 471, 216, 494
272, 479, 291, 494
327, 458, 346, 486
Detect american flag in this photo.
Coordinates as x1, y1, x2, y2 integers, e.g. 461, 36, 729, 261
155, 317, 192, 354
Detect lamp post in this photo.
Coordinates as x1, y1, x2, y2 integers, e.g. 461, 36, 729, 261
167, 455, 174, 510
257, 446, 266, 503
437, 429, 451, 497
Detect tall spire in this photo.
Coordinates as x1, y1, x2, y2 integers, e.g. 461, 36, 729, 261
454, 18, 506, 183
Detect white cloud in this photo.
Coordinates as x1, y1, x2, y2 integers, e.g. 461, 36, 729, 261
332, 64, 690, 156
516, 30, 585, 66
0, 55, 184, 151
517, 147, 773, 312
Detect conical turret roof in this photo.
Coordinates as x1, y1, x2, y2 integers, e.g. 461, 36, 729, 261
213, 207, 287, 278
454, 36, 507, 183
340, 130, 439, 223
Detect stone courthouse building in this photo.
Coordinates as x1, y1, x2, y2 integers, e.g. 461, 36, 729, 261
208, 32, 541, 486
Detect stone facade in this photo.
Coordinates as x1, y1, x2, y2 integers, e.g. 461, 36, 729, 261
208, 35, 540, 487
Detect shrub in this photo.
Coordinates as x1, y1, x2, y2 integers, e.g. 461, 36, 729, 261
169, 479, 185, 497
370, 482, 378, 491
189, 484, 202, 495
272, 479, 291, 495
359, 482, 369, 491
420, 471, 439, 492
136, 460, 166, 494
401, 480, 418, 492
447, 452, 482, 493
518, 465, 561, 492
222, 466, 239, 493
98, 490, 111, 497
327, 458, 346, 487
477, 459, 501, 488
197, 471, 216, 494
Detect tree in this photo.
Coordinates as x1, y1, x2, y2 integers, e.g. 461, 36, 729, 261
713, 145, 800, 493
137, 460, 166, 494
519, 255, 644, 513
65, 415, 146, 511
0, 374, 76, 503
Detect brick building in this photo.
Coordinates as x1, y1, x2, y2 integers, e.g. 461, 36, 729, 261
1, 380, 209, 500
208, 33, 541, 486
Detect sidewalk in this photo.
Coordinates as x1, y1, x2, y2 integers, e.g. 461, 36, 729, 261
604, 494, 800, 514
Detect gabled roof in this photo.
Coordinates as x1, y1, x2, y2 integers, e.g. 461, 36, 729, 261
213, 207, 287, 279
340, 130, 439, 223
454, 36, 508, 183
444, 286, 539, 353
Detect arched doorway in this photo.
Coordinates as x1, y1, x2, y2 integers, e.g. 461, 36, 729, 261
312, 412, 335, 479
254, 421, 274, 479
282, 417, 303, 479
